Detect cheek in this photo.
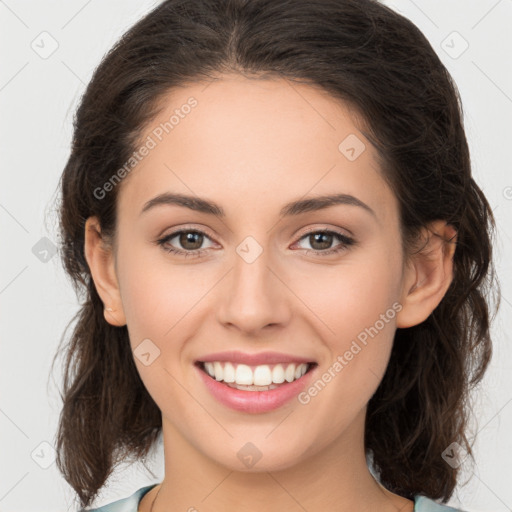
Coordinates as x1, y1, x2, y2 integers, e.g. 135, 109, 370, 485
292, 244, 402, 395
116, 240, 199, 341
293, 246, 402, 343
116, 244, 197, 400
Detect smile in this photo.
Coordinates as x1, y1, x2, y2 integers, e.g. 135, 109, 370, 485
200, 361, 314, 388
194, 360, 318, 413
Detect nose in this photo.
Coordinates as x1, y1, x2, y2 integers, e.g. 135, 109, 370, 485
216, 240, 291, 335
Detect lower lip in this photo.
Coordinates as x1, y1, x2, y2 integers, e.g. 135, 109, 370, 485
195, 363, 317, 414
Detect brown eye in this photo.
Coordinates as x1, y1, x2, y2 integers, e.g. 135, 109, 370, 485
156, 229, 215, 257
294, 229, 355, 256
177, 231, 204, 250
308, 232, 334, 251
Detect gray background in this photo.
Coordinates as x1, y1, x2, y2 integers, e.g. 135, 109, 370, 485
0, 1, 511, 511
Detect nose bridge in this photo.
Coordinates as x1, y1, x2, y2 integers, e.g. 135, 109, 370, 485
216, 233, 289, 333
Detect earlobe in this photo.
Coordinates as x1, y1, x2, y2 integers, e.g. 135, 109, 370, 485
396, 220, 457, 329
84, 216, 127, 327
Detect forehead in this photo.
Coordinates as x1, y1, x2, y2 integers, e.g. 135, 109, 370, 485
117, 74, 396, 224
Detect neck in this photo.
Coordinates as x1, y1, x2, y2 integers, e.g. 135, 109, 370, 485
144, 409, 414, 512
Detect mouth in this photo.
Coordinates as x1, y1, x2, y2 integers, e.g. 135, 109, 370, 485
194, 360, 318, 392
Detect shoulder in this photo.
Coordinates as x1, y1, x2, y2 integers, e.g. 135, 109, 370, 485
80, 484, 158, 512
414, 495, 467, 512
81, 488, 465, 512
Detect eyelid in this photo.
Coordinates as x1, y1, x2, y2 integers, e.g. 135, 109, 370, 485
290, 225, 355, 254
158, 223, 352, 246
158, 224, 219, 242
296, 224, 353, 239
157, 223, 355, 258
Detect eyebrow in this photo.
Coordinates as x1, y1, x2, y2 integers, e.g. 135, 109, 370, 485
140, 192, 376, 218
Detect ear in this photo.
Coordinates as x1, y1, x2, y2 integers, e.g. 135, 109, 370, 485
83, 216, 127, 327
396, 220, 457, 328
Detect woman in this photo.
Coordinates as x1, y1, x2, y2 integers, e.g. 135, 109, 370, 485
52, 0, 498, 510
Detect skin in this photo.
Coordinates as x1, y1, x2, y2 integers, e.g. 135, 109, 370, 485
84, 74, 457, 512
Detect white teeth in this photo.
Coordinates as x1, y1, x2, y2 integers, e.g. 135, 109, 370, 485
253, 365, 272, 386
203, 361, 311, 385
295, 364, 307, 379
213, 361, 224, 381
285, 364, 295, 383
204, 362, 215, 378
223, 362, 235, 383
272, 364, 285, 383
235, 364, 253, 385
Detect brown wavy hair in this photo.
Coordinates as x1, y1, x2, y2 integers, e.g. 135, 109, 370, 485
50, 0, 500, 508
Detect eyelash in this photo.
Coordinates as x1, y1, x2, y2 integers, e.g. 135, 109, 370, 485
156, 227, 355, 258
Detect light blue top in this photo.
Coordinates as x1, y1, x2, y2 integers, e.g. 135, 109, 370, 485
83, 484, 467, 511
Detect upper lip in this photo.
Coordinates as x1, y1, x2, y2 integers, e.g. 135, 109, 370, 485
196, 350, 316, 366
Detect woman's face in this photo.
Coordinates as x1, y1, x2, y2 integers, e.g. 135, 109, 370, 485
103, 74, 411, 471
